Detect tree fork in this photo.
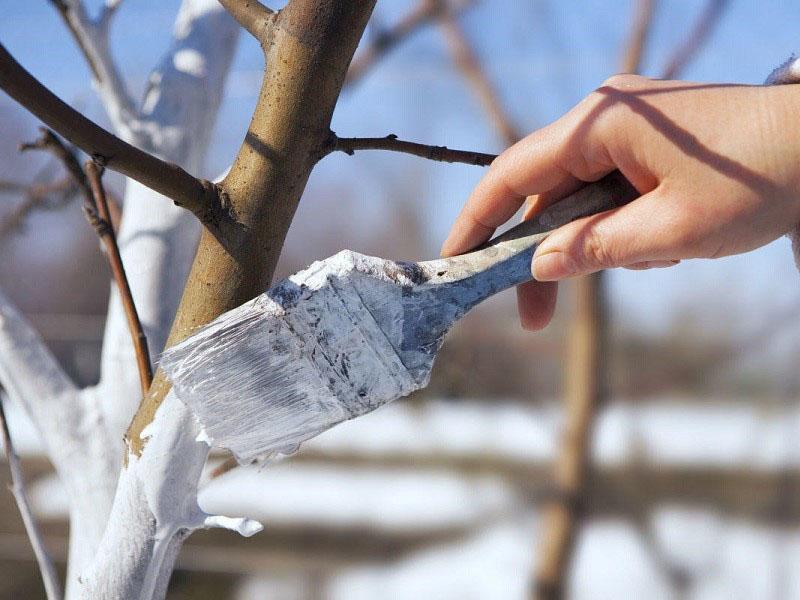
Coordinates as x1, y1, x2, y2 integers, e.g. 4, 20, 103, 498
125, 0, 377, 455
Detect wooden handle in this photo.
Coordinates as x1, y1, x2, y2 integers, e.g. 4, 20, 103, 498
473, 171, 639, 251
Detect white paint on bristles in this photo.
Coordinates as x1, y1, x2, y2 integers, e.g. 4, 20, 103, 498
162, 251, 425, 464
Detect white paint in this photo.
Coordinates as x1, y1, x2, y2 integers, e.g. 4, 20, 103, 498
81, 392, 261, 599
173, 49, 206, 77
162, 250, 426, 464
76, 1, 241, 597
0, 0, 240, 598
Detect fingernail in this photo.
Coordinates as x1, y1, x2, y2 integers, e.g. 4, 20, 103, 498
532, 252, 578, 281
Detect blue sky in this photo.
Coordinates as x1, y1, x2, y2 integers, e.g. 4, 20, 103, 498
2, 0, 800, 341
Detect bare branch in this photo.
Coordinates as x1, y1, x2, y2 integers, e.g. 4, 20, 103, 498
218, 0, 276, 42
0, 178, 76, 238
0, 397, 62, 600
325, 133, 496, 166
19, 128, 94, 206
660, 0, 728, 79
620, 0, 656, 74
18, 129, 154, 394
47, 0, 138, 138
534, 3, 656, 597
438, 9, 522, 146
0, 180, 28, 194
85, 162, 153, 396
346, 1, 448, 86
97, 0, 124, 31
0, 44, 225, 226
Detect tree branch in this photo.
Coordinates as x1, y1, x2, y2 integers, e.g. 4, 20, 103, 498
325, 133, 496, 166
620, 0, 656, 74
0, 44, 225, 226
437, 9, 522, 146
534, 3, 655, 598
218, 0, 275, 42
85, 162, 153, 396
19, 128, 94, 206
19, 128, 154, 396
47, 0, 138, 141
0, 396, 61, 600
347, 0, 448, 86
660, 0, 727, 79
0, 178, 76, 239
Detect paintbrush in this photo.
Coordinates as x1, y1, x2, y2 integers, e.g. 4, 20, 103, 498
161, 172, 637, 463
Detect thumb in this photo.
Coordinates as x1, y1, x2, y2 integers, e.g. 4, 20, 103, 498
532, 186, 685, 281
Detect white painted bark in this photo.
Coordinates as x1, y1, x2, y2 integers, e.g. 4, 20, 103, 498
79, 392, 261, 599
0, 290, 117, 594
76, 1, 245, 597
0, 0, 244, 597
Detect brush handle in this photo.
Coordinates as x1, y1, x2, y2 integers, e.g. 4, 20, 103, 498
420, 171, 639, 309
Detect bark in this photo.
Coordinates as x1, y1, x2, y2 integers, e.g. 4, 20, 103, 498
81, 2, 377, 597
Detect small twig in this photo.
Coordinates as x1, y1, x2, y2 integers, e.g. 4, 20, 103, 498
19, 129, 152, 394
97, 0, 124, 31
0, 396, 62, 599
660, 0, 728, 79
437, 10, 522, 146
0, 178, 77, 239
620, 0, 656, 74
0, 44, 224, 226
0, 180, 29, 194
47, 0, 136, 121
85, 162, 153, 395
346, 0, 474, 87
218, 0, 275, 42
325, 133, 496, 166
19, 129, 94, 206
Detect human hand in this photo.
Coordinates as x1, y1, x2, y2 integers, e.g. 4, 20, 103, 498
441, 75, 800, 330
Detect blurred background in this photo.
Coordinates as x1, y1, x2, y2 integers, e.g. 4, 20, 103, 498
2, 0, 800, 598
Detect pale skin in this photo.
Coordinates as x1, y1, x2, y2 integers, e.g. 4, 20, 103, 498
442, 75, 800, 330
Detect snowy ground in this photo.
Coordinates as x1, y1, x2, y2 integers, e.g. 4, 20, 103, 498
6, 396, 800, 598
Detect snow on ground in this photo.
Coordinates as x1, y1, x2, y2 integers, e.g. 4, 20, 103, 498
200, 465, 517, 532
8, 395, 800, 598
305, 397, 800, 469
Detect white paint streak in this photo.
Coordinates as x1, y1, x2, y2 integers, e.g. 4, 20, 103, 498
173, 49, 206, 77
163, 251, 425, 464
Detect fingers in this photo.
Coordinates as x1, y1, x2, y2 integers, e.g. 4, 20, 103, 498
532, 185, 690, 281
441, 113, 613, 257
516, 280, 558, 331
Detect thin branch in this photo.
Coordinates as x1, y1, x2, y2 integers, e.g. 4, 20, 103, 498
620, 0, 656, 74
47, 0, 138, 135
437, 10, 522, 146
0, 44, 225, 226
0, 397, 62, 600
19, 129, 94, 206
346, 0, 450, 86
325, 133, 496, 166
0, 178, 76, 239
0, 181, 29, 194
85, 162, 153, 395
533, 3, 654, 598
660, 0, 728, 79
218, 0, 275, 42
97, 0, 124, 31
17, 128, 154, 395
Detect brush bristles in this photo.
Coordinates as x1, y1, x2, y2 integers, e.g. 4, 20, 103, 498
161, 251, 422, 463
